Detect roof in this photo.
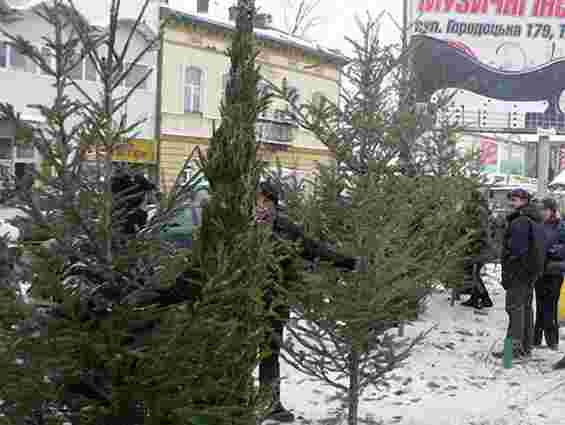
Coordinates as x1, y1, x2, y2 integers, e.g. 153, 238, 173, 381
5, 1, 157, 39
161, 6, 349, 66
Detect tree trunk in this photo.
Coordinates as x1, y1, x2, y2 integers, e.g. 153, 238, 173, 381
347, 348, 360, 425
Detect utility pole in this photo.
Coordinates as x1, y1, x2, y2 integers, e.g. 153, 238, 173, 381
536, 128, 555, 198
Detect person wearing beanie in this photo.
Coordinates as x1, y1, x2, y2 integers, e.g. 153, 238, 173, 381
534, 198, 565, 350
255, 179, 357, 422
493, 188, 546, 360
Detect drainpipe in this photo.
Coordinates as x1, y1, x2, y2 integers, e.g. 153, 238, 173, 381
153, 4, 164, 189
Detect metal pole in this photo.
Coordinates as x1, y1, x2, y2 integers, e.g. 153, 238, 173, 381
154, 5, 164, 190
537, 135, 550, 198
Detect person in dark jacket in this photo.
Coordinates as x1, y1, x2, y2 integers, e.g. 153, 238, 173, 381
461, 193, 494, 309
256, 180, 356, 422
111, 168, 156, 235
493, 188, 545, 359
534, 198, 564, 350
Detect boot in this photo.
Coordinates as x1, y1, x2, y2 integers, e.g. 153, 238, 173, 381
480, 294, 493, 308
546, 328, 559, 350
492, 345, 530, 359
265, 402, 295, 423
533, 327, 543, 347
461, 294, 479, 308
554, 356, 565, 369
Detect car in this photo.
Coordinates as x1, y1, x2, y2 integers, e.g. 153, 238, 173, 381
146, 188, 209, 249
159, 204, 202, 249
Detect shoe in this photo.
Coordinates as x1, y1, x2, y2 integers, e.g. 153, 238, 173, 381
554, 357, 565, 369
481, 296, 493, 308
461, 296, 478, 308
548, 344, 559, 351
265, 404, 295, 423
492, 348, 529, 359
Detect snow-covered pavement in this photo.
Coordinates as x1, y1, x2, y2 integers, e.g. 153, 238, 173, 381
276, 266, 565, 425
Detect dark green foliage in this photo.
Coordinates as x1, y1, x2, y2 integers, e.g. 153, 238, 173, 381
0, 0, 279, 424
268, 12, 480, 425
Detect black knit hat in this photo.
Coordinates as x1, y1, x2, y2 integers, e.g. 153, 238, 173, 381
542, 198, 558, 211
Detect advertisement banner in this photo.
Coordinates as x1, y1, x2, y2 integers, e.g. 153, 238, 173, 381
479, 136, 497, 163
113, 140, 156, 163
409, 0, 565, 129
83, 140, 156, 163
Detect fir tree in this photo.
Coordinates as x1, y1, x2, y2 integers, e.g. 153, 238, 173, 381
0, 0, 278, 423
269, 13, 480, 425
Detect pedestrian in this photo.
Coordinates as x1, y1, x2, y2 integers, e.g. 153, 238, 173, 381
110, 168, 156, 235
461, 192, 494, 309
256, 180, 357, 422
533, 198, 565, 350
493, 188, 546, 360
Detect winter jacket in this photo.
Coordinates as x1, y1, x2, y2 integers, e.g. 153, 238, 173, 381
543, 220, 565, 275
273, 212, 356, 269
265, 212, 356, 315
501, 203, 545, 288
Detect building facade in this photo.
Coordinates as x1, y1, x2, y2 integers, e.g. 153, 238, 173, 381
158, 5, 348, 190
0, 0, 159, 185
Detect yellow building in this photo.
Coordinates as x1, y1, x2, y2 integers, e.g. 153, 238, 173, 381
158, 6, 348, 190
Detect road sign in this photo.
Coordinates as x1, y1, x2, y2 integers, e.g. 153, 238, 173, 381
537, 128, 557, 136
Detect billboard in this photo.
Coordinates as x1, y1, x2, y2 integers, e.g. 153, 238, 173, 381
408, 0, 565, 129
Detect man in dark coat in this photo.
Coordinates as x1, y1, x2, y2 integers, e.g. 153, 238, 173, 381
256, 180, 356, 422
110, 168, 156, 235
461, 193, 494, 309
534, 198, 564, 350
493, 188, 545, 359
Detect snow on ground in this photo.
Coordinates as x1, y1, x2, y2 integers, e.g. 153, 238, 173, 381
274, 265, 565, 425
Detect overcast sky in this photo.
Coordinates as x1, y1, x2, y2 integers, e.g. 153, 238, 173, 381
168, 0, 404, 56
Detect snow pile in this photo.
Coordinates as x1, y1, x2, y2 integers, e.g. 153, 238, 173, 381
276, 265, 565, 425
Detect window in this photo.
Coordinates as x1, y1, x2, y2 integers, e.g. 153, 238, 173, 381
10, 45, 35, 72
0, 43, 7, 68
0, 138, 12, 160
256, 122, 293, 143
184, 66, 202, 113
125, 63, 149, 89
16, 142, 34, 159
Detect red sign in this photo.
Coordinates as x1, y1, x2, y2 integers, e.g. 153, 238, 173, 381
480, 137, 497, 165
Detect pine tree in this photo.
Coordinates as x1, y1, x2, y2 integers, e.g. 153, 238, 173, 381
269, 13, 480, 425
0, 0, 278, 424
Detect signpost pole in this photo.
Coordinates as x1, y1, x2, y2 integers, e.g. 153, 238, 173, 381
537, 129, 554, 198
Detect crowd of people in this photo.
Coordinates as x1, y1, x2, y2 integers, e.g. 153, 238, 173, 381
459, 188, 565, 367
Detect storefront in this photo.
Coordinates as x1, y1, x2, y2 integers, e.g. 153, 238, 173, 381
82, 138, 158, 182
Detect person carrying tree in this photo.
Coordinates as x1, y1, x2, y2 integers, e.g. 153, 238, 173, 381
255, 180, 357, 422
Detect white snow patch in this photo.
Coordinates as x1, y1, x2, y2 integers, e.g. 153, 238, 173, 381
274, 265, 565, 425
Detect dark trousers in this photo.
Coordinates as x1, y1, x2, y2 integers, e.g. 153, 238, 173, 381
505, 283, 534, 353
259, 318, 284, 405
534, 274, 563, 347
465, 262, 489, 296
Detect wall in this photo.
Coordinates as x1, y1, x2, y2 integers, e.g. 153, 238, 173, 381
159, 20, 341, 189
0, 8, 157, 140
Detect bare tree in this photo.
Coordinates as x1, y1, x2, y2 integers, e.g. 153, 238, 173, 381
282, 0, 323, 38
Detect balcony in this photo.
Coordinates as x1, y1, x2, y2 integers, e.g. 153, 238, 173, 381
256, 108, 297, 145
